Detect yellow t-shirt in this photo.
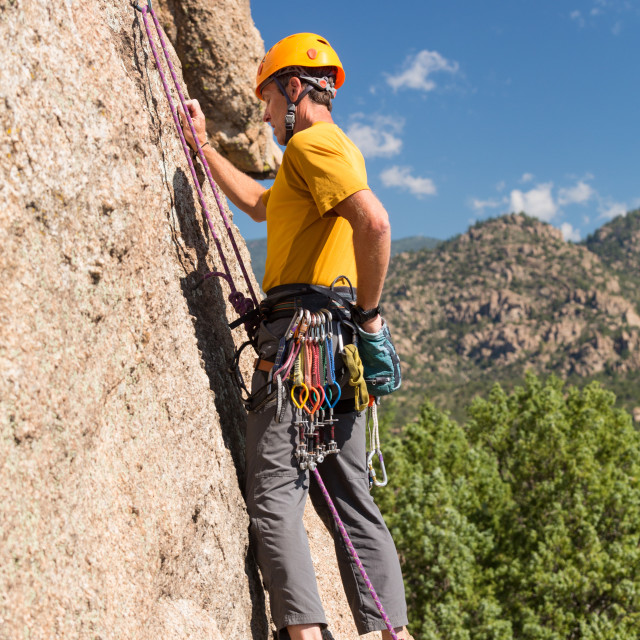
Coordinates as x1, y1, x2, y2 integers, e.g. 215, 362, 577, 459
261, 122, 368, 292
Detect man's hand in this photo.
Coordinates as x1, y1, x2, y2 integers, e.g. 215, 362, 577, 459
178, 99, 207, 151
175, 98, 267, 222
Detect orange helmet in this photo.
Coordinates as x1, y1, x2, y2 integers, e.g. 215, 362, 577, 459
255, 33, 345, 100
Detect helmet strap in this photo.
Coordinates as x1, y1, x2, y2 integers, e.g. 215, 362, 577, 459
274, 77, 313, 145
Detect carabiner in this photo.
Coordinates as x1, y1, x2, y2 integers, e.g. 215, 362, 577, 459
320, 308, 333, 338
285, 308, 304, 340
311, 312, 320, 343
132, 0, 151, 13
366, 449, 388, 487
296, 309, 311, 340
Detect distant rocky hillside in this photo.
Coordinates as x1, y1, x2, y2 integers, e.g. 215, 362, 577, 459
381, 212, 640, 424
585, 209, 640, 307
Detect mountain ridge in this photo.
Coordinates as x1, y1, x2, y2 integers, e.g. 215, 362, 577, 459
381, 210, 640, 423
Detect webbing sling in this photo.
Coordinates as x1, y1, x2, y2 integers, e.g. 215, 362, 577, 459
132, 4, 400, 638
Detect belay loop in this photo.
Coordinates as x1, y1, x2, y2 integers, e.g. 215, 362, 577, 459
133, 0, 258, 337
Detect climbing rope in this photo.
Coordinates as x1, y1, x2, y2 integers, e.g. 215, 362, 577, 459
312, 467, 398, 638
133, 4, 398, 637
133, 0, 258, 327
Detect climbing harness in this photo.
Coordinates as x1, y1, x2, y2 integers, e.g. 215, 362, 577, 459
132, 6, 398, 637
133, 0, 259, 336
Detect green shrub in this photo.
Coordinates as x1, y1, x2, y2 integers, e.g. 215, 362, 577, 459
378, 374, 640, 639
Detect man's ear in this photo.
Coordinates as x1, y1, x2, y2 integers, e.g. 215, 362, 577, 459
288, 76, 303, 101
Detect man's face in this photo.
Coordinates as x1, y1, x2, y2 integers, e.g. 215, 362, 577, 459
261, 81, 289, 145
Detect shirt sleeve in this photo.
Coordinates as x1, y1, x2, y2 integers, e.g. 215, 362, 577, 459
261, 188, 271, 208
288, 130, 369, 216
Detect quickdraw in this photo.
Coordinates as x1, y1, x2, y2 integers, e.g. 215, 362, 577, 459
282, 309, 342, 470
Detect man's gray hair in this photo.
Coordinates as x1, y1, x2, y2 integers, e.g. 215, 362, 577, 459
271, 65, 337, 112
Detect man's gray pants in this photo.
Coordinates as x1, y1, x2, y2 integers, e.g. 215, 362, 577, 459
246, 315, 408, 637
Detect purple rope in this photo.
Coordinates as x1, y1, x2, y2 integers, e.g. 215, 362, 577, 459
312, 467, 399, 640
137, 3, 259, 316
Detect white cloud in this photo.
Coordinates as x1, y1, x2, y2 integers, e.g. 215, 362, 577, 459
471, 197, 507, 213
599, 201, 628, 219
380, 166, 437, 198
387, 50, 459, 92
346, 115, 403, 158
520, 172, 535, 183
560, 222, 582, 242
510, 183, 558, 221
558, 180, 596, 205
496, 180, 506, 192
569, 10, 585, 29
572, 1, 633, 31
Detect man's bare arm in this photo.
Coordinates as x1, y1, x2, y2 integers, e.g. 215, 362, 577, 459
333, 189, 391, 333
179, 99, 267, 222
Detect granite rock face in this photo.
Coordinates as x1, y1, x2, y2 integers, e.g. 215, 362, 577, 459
0, 2, 376, 638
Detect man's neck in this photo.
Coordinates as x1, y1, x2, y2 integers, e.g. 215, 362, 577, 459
293, 103, 334, 134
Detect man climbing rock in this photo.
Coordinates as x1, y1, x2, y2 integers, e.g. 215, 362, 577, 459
180, 33, 411, 640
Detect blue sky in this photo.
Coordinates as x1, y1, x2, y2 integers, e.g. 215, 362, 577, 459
232, 0, 639, 242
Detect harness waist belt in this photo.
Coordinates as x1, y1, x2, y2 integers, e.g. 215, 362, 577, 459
261, 283, 356, 322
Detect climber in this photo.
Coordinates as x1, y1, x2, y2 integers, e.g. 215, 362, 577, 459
179, 33, 411, 640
